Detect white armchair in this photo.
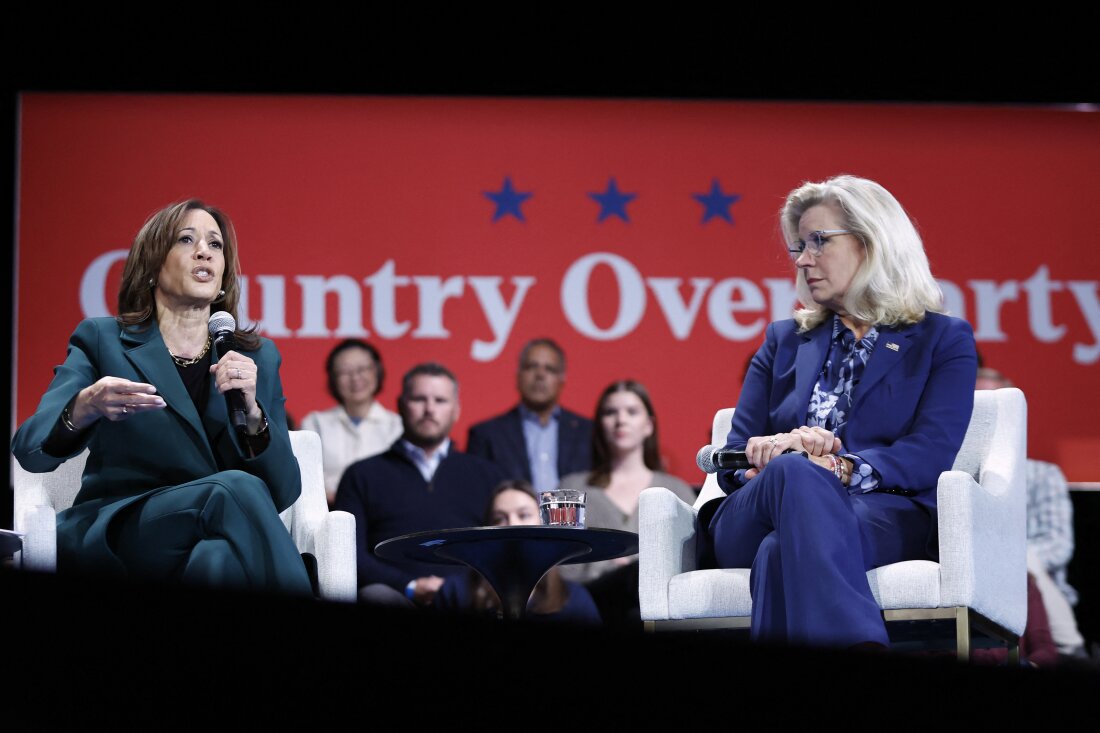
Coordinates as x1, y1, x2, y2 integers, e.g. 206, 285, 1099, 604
11, 430, 357, 602
638, 389, 1028, 660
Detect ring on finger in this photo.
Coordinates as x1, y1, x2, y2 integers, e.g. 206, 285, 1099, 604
121, 405, 128, 414
235, 368, 241, 380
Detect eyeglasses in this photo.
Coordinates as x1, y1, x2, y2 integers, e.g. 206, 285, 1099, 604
787, 229, 853, 259
334, 365, 376, 380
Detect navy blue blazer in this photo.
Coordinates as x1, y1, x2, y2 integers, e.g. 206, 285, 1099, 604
466, 406, 593, 484
718, 312, 978, 513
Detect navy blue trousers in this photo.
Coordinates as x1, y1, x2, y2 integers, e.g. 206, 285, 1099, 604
708, 454, 932, 647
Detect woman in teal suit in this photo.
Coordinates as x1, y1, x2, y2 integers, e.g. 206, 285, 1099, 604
12, 200, 312, 595
703, 176, 978, 648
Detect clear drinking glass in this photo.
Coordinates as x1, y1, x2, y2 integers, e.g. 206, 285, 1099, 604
538, 489, 586, 528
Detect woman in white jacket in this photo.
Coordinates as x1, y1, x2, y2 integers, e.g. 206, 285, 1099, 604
300, 339, 402, 505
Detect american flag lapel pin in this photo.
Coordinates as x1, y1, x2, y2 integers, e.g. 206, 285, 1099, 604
885, 342, 900, 352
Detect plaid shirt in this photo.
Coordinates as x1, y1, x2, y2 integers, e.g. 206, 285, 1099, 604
1026, 458, 1077, 605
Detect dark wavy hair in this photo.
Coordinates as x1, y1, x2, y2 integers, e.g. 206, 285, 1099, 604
116, 199, 258, 349
588, 380, 662, 488
325, 339, 385, 403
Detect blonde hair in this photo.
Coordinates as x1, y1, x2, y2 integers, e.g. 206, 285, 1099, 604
781, 175, 943, 332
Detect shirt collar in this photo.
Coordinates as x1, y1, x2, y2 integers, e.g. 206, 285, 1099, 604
518, 403, 560, 425
830, 313, 879, 348
342, 401, 384, 423
399, 437, 450, 463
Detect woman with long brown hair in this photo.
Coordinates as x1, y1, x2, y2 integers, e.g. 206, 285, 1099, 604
559, 381, 695, 623
12, 200, 311, 594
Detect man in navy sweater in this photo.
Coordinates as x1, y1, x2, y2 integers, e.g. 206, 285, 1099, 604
335, 362, 504, 606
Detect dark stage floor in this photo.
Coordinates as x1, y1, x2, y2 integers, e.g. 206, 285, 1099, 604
3, 569, 1097, 726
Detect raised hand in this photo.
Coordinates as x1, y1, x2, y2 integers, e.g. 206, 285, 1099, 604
71, 377, 166, 428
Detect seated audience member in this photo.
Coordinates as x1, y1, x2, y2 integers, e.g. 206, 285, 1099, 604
467, 338, 592, 492
334, 362, 504, 606
434, 480, 601, 625
971, 574, 1058, 667
559, 380, 695, 626
301, 339, 402, 505
976, 366, 1088, 660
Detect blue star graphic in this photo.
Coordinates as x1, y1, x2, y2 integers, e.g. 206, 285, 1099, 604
588, 177, 637, 223
693, 179, 741, 224
484, 177, 533, 222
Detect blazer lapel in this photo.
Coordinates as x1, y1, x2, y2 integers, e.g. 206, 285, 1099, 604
792, 321, 831, 423
556, 409, 582, 476
121, 322, 214, 464
505, 408, 533, 479
202, 356, 232, 454
851, 322, 918, 412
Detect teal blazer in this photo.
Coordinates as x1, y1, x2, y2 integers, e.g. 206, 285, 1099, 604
12, 317, 300, 573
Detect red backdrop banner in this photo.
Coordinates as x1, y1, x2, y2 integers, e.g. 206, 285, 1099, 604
15, 94, 1100, 480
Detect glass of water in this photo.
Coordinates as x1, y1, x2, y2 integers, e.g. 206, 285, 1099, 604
538, 489, 586, 528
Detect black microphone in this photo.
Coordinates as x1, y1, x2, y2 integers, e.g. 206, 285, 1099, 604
208, 311, 249, 436
696, 444, 752, 474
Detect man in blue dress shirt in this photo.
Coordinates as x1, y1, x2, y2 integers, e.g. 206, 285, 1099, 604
466, 338, 592, 493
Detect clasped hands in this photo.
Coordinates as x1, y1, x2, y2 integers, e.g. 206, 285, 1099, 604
743, 426, 845, 481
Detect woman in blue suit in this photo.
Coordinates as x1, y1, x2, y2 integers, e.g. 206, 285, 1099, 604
704, 175, 977, 648
12, 200, 312, 595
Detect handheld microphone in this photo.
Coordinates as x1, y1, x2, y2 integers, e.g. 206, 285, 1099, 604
696, 445, 752, 474
208, 311, 249, 436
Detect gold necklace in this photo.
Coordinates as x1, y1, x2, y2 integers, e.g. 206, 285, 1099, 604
169, 336, 211, 367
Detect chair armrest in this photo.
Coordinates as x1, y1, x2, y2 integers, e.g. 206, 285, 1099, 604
281, 495, 327, 557
12, 463, 54, 533
936, 391, 1028, 635
283, 430, 329, 553
314, 510, 357, 602
639, 486, 700, 621
20, 505, 58, 572
280, 494, 357, 601
937, 449, 1029, 629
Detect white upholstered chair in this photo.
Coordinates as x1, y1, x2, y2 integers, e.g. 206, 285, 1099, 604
638, 389, 1028, 661
11, 430, 358, 602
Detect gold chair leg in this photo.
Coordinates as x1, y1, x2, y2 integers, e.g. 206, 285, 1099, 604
886, 607, 1018, 664
955, 607, 970, 662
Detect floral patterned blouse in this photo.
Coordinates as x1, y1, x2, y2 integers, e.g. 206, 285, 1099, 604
806, 315, 881, 493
